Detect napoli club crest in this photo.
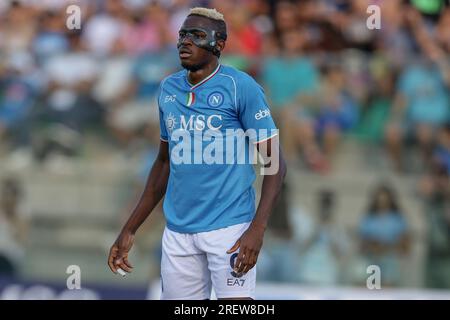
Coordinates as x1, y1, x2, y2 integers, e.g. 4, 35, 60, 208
207, 92, 224, 107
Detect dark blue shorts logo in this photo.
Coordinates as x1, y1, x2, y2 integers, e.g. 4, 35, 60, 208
207, 92, 224, 107
229, 252, 243, 278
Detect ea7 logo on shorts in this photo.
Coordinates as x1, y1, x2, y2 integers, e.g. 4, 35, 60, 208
227, 278, 245, 287
207, 92, 224, 107
254, 109, 271, 120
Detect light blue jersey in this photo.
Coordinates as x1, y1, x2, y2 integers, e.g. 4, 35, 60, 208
158, 64, 277, 233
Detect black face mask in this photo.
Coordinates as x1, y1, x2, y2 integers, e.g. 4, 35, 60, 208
177, 27, 226, 57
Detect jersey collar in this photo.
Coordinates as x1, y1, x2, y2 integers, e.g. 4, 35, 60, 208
187, 64, 221, 90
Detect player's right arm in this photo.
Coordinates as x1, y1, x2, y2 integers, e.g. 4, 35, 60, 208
108, 140, 170, 274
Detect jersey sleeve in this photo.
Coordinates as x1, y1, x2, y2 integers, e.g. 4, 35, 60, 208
237, 74, 278, 143
158, 81, 169, 142
159, 109, 168, 141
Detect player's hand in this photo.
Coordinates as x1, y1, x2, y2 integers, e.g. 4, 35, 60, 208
108, 230, 135, 274
227, 224, 265, 275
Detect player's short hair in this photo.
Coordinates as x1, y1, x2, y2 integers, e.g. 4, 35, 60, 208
187, 7, 227, 41
188, 7, 225, 21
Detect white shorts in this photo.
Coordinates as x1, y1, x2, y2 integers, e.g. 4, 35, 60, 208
160, 222, 256, 300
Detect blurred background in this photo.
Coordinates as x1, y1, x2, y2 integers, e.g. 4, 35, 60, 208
1, 0, 450, 299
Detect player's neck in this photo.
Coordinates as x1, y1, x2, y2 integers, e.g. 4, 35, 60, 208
188, 60, 219, 86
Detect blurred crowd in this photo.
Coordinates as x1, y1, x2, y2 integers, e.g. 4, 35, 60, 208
1, 0, 450, 289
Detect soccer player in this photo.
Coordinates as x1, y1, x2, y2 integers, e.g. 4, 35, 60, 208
107, 7, 287, 300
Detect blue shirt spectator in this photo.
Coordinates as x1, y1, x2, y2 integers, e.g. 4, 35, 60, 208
262, 56, 320, 109
359, 211, 408, 245
133, 51, 178, 100
0, 76, 34, 129
398, 63, 449, 126
358, 184, 410, 286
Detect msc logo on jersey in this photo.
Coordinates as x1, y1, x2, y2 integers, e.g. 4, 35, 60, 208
255, 109, 271, 120
207, 92, 224, 107
180, 115, 222, 131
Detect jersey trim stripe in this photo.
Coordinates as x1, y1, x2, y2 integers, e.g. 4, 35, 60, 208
253, 132, 279, 144
218, 73, 237, 112
189, 64, 221, 90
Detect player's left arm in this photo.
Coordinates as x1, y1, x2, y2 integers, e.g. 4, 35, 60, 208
227, 74, 287, 274
228, 136, 287, 275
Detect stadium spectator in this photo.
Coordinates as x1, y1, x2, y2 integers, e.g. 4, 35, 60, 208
262, 27, 320, 164
274, 1, 299, 34
358, 183, 410, 287
32, 31, 104, 160
385, 5, 450, 172
32, 10, 69, 64
295, 62, 360, 172
418, 156, 450, 288
0, 177, 29, 278
296, 189, 350, 285
0, 52, 37, 150
0, 1, 35, 56
82, 0, 126, 57
418, 124, 450, 288
119, 2, 173, 57
106, 49, 177, 146
355, 55, 395, 145
257, 182, 299, 283
385, 57, 450, 172
374, 0, 416, 69
435, 7, 450, 52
